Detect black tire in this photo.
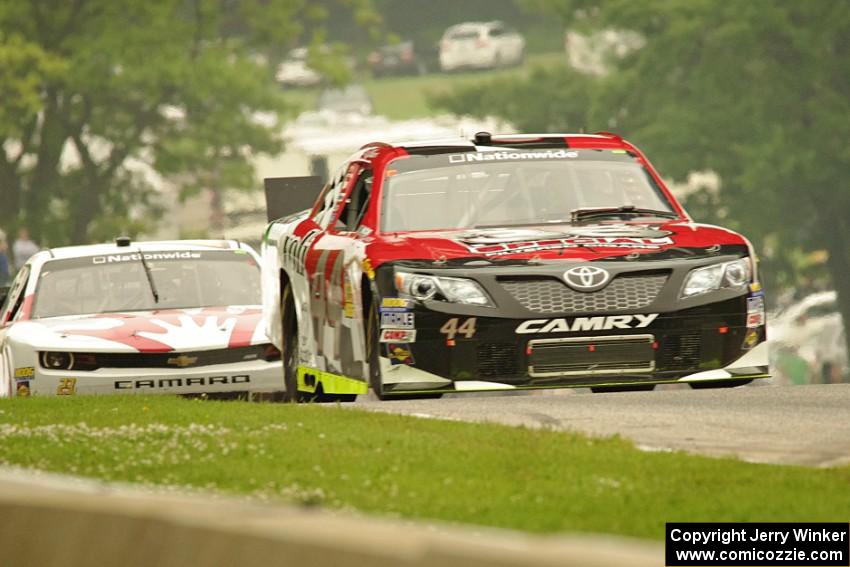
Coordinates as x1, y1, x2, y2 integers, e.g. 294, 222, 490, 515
590, 384, 655, 393
281, 284, 357, 404
366, 294, 443, 401
689, 379, 753, 390
280, 284, 303, 403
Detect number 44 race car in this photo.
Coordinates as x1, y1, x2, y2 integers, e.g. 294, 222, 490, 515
261, 132, 768, 401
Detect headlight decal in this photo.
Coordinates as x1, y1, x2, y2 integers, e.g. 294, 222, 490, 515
680, 258, 751, 298
395, 272, 493, 307
40, 351, 75, 370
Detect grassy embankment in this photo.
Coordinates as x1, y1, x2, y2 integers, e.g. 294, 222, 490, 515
283, 52, 565, 120
1, 395, 847, 540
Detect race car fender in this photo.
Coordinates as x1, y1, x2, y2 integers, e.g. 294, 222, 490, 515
1, 340, 38, 398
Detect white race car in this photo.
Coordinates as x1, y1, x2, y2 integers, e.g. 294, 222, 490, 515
0, 239, 283, 397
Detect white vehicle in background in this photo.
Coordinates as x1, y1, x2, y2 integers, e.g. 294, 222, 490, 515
439, 21, 525, 71
276, 47, 322, 87
0, 239, 283, 398
769, 290, 847, 383
770, 291, 840, 346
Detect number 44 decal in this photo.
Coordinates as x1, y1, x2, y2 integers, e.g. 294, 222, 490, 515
439, 317, 477, 341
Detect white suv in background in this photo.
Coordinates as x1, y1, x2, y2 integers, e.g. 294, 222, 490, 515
439, 21, 525, 72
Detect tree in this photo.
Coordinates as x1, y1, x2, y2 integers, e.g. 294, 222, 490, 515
0, 0, 378, 246
434, 0, 850, 366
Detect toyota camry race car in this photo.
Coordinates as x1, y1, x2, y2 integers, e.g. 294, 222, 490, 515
261, 132, 768, 401
0, 239, 282, 397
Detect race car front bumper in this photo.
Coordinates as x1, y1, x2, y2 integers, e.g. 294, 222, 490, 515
374, 259, 769, 395
17, 359, 283, 397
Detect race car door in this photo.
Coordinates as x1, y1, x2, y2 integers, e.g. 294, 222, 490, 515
305, 162, 373, 377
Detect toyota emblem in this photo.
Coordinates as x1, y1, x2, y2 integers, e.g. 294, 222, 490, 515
563, 265, 611, 291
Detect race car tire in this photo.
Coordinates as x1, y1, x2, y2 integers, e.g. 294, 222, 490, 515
281, 284, 357, 404
689, 379, 753, 389
280, 284, 303, 403
590, 384, 655, 393
366, 295, 442, 401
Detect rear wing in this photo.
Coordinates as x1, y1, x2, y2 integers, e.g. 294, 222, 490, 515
263, 176, 324, 222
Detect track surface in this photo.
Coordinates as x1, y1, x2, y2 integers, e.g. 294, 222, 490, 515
356, 383, 850, 467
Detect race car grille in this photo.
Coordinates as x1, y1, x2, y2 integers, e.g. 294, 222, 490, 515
477, 343, 518, 378
658, 331, 702, 371
528, 335, 655, 377
51, 344, 279, 372
500, 273, 668, 314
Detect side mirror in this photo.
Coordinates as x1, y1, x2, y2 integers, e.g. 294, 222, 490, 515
0, 286, 9, 307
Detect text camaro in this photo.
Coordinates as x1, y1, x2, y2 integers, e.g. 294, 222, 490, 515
0, 240, 283, 397
261, 132, 768, 401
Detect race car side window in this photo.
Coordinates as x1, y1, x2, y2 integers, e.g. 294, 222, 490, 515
314, 164, 351, 228
0, 266, 29, 326
336, 170, 373, 231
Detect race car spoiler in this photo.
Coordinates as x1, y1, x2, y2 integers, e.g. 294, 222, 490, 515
263, 176, 324, 222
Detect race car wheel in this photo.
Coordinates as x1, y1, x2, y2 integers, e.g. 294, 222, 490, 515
280, 284, 303, 403
689, 379, 753, 389
281, 284, 356, 404
590, 384, 655, 393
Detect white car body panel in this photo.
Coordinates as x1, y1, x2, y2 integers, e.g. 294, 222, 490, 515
0, 240, 282, 398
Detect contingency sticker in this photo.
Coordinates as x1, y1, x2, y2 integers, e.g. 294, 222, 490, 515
387, 344, 415, 366
746, 296, 765, 328
379, 329, 416, 343
381, 311, 414, 329
15, 367, 34, 379
380, 298, 413, 312
16, 381, 30, 397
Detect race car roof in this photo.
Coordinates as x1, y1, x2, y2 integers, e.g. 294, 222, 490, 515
380, 132, 631, 158
40, 239, 249, 260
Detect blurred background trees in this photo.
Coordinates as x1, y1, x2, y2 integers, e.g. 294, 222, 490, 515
0, 0, 378, 245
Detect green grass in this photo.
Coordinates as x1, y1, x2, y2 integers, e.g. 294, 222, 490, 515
281, 52, 566, 120
1, 395, 848, 540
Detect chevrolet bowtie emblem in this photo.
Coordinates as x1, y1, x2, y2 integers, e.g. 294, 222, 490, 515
167, 355, 199, 368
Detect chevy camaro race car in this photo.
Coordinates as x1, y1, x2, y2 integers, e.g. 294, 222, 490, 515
0, 239, 282, 397
261, 132, 768, 401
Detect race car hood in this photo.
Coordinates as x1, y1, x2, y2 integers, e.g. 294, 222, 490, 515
8, 306, 268, 353
369, 221, 749, 265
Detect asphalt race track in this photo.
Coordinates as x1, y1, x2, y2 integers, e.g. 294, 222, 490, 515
356, 383, 850, 467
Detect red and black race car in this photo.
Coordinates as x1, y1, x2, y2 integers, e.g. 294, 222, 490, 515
261, 132, 768, 401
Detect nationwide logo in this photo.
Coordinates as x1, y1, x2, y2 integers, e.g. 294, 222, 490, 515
448, 150, 578, 163
515, 314, 658, 334
92, 252, 201, 264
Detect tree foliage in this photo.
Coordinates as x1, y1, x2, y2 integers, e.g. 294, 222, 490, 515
434, 0, 850, 359
0, 0, 378, 245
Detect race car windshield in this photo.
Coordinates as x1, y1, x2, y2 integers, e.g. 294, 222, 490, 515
31, 250, 262, 319
381, 149, 677, 232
